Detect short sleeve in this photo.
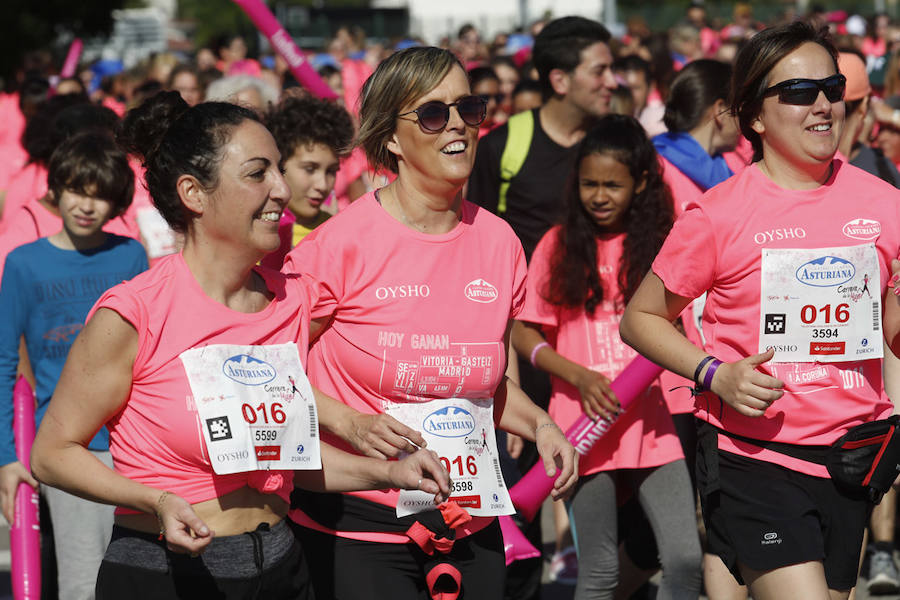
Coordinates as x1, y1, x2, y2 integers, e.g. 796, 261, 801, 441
509, 240, 527, 320
517, 229, 559, 329
283, 227, 342, 320
651, 205, 718, 300
88, 283, 150, 371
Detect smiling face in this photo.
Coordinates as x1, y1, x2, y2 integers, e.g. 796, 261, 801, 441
560, 41, 618, 120
388, 66, 479, 190
283, 142, 339, 224
752, 42, 845, 175
55, 188, 116, 249
578, 151, 644, 233
200, 120, 290, 255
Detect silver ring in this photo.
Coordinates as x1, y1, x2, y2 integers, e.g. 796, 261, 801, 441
417, 478, 422, 488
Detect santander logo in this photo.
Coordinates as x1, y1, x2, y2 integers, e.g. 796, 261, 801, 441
842, 218, 881, 240
465, 278, 498, 303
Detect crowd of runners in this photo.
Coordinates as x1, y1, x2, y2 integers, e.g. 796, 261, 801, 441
5, 3, 900, 600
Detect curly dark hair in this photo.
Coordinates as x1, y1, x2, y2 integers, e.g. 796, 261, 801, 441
545, 114, 673, 314
265, 94, 355, 160
119, 91, 259, 234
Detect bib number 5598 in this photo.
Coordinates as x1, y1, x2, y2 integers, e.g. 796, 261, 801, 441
439, 455, 477, 476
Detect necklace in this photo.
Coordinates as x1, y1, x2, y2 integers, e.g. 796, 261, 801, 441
389, 187, 428, 232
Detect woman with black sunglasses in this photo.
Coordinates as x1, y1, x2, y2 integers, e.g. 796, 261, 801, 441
621, 21, 900, 600
282, 46, 577, 600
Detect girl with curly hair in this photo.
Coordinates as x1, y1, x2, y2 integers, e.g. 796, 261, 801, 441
512, 114, 701, 599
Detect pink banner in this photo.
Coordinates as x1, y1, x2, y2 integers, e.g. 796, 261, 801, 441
231, 0, 338, 100
509, 356, 664, 522
11, 377, 40, 600
60, 38, 83, 79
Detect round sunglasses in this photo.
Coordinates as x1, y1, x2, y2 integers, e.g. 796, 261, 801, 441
763, 74, 846, 106
397, 95, 488, 132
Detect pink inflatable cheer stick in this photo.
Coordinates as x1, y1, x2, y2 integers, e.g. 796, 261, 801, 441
60, 38, 83, 79
11, 376, 40, 600
231, 0, 338, 100
510, 355, 663, 522
498, 514, 540, 565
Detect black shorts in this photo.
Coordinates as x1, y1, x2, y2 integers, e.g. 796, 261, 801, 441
697, 447, 870, 590
291, 519, 505, 600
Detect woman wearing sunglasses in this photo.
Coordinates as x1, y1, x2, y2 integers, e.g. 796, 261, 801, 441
282, 46, 577, 599
621, 21, 900, 600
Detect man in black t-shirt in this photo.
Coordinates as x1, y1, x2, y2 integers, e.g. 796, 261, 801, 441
468, 16, 617, 259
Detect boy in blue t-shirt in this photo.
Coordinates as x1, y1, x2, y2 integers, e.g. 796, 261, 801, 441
0, 131, 148, 599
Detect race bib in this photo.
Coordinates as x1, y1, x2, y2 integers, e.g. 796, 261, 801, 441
136, 206, 178, 259
759, 243, 882, 363
180, 343, 321, 474
386, 397, 514, 518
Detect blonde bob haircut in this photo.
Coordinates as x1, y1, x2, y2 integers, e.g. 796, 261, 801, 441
357, 47, 464, 174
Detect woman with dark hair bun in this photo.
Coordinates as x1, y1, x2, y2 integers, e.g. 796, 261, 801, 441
29, 91, 449, 599
623, 21, 900, 598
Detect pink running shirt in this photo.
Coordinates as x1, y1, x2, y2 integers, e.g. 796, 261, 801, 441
89, 253, 315, 513
283, 192, 526, 534
653, 160, 900, 477
519, 228, 682, 475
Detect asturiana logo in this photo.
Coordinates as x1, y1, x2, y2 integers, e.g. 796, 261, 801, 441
423, 406, 476, 438
222, 354, 277, 386
795, 256, 855, 287
842, 218, 881, 240
465, 279, 498, 303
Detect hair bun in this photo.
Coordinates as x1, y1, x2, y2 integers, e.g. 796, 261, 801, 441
120, 91, 189, 162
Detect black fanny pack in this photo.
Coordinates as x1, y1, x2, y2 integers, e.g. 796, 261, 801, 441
713, 416, 900, 504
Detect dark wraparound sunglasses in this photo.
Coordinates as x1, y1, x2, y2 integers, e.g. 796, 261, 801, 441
763, 74, 846, 105
397, 95, 488, 132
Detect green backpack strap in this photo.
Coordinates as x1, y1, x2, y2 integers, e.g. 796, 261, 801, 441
497, 109, 534, 215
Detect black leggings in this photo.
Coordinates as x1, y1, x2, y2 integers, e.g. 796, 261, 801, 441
96, 521, 313, 600
292, 519, 505, 600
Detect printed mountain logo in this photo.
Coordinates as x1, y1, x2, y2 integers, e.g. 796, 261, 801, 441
222, 354, 277, 386
423, 405, 475, 438
795, 256, 855, 287
465, 279, 498, 303
842, 218, 881, 240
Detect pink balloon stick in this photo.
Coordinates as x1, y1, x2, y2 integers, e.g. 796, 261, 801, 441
60, 39, 83, 79
11, 377, 40, 600
231, 0, 338, 100
509, 355, 664, 522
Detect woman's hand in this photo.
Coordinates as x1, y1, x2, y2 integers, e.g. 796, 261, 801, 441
386, 449, 451, 504
345, 412, 428, 459
0, 461, 38, 524
156, 492, 214, 556
572, 366, 620, 421
709, 349, 784, 418
506, 432, 524, 459
534, 422, 578, 500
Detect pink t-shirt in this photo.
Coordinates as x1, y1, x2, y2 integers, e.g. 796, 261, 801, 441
0, 93, 26, 193
283, 191, 527, 538
653, 160, 900, 477
519, 227, 682, 476
89, 253, 315, 513
1, 163, 47, 229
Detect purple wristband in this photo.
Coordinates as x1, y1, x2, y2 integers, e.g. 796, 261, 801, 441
530, 342, 550, 367
702, 359, 722, 391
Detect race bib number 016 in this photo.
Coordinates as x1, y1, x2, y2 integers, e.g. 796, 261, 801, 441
386, 397, 514, 518
759, 243, 882, 363
180, 342, 321, 475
